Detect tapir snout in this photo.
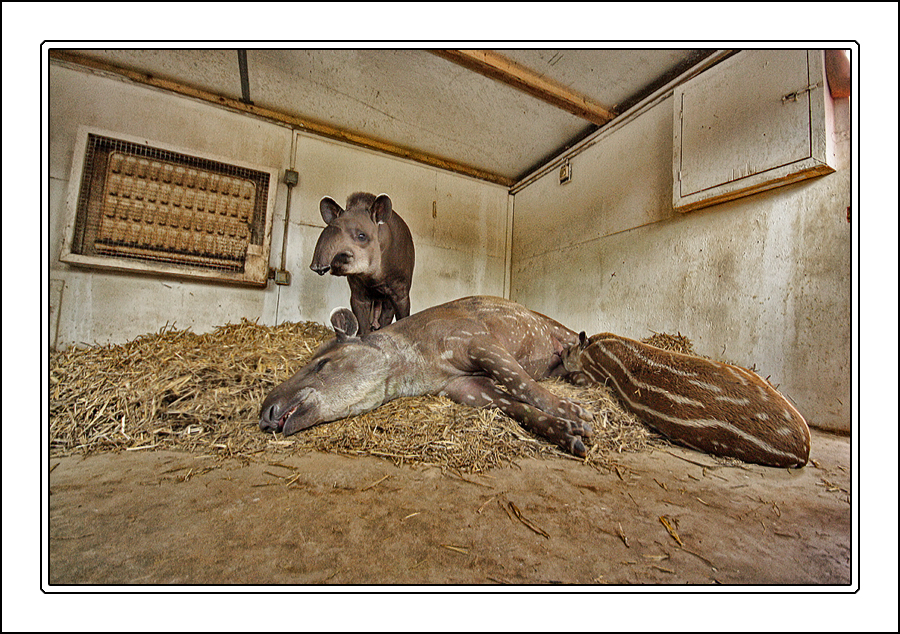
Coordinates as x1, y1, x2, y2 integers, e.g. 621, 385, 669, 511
310, 225, 357, 276
310, 254, 352, 276
260, 387, 318, 434
310, 250, 354, 276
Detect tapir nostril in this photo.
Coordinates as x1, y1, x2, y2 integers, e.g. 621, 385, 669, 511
259, 404, 282, 431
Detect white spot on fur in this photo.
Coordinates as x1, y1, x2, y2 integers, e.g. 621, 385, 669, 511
716, 395, 751, 406
726, 366, 750, 385
689, 379, 723, 393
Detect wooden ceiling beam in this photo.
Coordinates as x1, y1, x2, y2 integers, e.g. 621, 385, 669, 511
430, 49, 617, 126
48, 50, 515, 188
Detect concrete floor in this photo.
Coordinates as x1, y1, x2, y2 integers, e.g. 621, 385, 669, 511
46, 428, 851, 586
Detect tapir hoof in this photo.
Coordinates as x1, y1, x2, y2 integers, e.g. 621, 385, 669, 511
569, 437, 587, 458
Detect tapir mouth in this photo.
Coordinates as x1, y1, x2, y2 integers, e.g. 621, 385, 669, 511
280, 401, 321, 436
310, 264, 330, 276
260, 387, 323, 435
326, 252, 353, 276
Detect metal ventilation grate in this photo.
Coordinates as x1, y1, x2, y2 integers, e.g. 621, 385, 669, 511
67, 134, 272, 278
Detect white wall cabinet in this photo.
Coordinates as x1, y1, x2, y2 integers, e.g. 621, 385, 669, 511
673, 50, 836, 212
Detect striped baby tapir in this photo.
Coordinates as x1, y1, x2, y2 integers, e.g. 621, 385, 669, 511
562, 332, 811, 468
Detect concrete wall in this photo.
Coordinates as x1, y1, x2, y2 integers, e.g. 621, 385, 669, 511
280, 133, 510, 326
510, 94, 852, 432
48, 63, 509, 349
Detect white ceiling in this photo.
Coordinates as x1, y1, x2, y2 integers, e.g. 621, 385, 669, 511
61, 48, 718, 185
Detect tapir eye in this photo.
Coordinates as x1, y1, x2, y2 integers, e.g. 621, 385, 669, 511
315, 358, 329, 372
356, 232, 367, 242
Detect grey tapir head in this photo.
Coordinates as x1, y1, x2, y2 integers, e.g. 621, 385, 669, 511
309, 193, 394, 277
259, 308, 390, 436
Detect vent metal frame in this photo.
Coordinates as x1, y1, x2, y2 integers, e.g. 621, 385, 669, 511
59, 127, 278, 286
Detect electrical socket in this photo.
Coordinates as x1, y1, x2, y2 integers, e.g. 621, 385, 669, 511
559, 160, 572, 184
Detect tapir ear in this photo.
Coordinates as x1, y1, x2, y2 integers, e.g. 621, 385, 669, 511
330, 307, 359, 340
372, 194, 393, 225
320, 197, 344, 224
578, 331, 588, 347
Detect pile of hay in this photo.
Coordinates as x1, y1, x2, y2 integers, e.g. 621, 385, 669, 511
641, 331, 698, 356
49, 320, 665, 473
49, 320, 331, 458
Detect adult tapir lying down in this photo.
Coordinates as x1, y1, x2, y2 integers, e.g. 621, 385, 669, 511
310, 192, 415, 336
260, 296, 595, 456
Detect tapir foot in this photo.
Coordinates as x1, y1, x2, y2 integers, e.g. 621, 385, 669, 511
504, 405, 592, 458
557, 398, 594, 438
536, 411, 591, 458
443, 376, 594, 458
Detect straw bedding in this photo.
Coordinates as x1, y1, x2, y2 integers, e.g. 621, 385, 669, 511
49, 319, 675, 473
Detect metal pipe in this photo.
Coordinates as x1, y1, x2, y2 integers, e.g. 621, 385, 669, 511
237, 49, 252, 105
278, 133, 299, 278
279, 180, 294, 272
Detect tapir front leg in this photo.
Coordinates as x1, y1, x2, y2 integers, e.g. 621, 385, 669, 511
349, 293, 376, 336
375, 300, 396, 331
446, 338, 594, 456
443, 375, 591, 457
390, 293, 411, 322
471, 338, 594, 427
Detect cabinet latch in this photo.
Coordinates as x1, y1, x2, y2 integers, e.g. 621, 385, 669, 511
782, 81, 823, 103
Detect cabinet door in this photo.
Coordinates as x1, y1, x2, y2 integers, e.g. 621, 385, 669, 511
673, 50, 835, 212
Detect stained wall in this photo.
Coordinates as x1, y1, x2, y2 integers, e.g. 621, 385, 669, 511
510, 92, 852, 432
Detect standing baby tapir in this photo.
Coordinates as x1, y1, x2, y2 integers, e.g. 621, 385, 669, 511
260, 296, 595, 457
562, 332, 811, 467
310, 192, 415, 336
